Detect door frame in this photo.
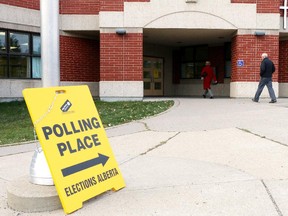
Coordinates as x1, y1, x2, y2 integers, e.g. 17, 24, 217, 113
143, 56, 164, 96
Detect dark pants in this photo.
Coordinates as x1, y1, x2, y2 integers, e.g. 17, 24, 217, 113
253, 77, 276, 102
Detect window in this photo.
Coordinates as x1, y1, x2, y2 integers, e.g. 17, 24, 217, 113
0, 31, 6, 52
32, 35, 41, 78
10, 32, 29, 54
180, 45, 208, 79
0, 30, 41, 79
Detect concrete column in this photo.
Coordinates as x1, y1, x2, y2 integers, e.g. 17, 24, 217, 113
40, 0, 60, 87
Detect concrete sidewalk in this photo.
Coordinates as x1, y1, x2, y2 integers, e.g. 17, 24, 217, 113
1, 98, 288, 215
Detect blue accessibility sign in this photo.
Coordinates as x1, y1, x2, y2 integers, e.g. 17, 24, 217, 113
237, 60, 244, 67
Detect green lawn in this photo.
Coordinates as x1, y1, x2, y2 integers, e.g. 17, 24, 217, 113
0, 100, 174, 145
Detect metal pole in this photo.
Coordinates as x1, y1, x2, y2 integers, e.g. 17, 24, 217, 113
40, 0, 60, 87
29, 0, 60, 186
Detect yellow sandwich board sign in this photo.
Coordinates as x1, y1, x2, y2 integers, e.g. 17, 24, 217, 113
23, 85, 125, 214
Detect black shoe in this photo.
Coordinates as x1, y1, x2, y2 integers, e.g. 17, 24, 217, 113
269, 100, 277, 103
210, 96, 214, 99
252, 98, 258, 102
202, 94, 206, 98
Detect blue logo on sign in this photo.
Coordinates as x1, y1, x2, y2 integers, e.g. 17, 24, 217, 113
60, 99, 72, 112
237, 60, 244, 67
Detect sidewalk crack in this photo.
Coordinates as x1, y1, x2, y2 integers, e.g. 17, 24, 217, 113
140, 132, 180, 156
237, 127, 288, 147
120, 132, 180, 165
261, 180, 283, 216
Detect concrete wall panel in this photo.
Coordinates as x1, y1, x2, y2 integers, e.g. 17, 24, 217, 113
116, 0, 266, 30
60, 15, 99, 31
99, 81, 143, 101
0, 80, 99, 100
230, 81, 279, 98
0, 4, 40, 29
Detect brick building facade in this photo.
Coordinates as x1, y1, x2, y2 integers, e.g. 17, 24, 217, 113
0, 0, 288, 100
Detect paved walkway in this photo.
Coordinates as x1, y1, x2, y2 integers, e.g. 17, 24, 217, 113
1, 98, 288, 215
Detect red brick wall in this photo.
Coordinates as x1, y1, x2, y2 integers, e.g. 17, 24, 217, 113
231, 0, 280, 13
60, 0, 100, 14
279, 40, 288, 83
100, 0, 149, 11
0, 0, 280, 14
100, 33, 142, 81
231, 0, 256, 3
60, 35, 100, 82
0, 0, 39, 10
231, 34, 279, 82
125, 0, 150, 2
0, 0, 100, 14
100, 0, 123, 12
257, 0, 280, 13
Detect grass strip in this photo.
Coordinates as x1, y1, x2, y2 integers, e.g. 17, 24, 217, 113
0, 100, 174, 145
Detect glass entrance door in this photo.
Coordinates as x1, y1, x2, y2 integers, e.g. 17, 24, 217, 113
143, 57, 163, 96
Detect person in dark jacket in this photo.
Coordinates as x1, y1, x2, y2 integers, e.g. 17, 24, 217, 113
252, 53, 277, 103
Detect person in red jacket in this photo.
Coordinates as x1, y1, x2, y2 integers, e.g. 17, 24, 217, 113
201, 61, 217, 98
